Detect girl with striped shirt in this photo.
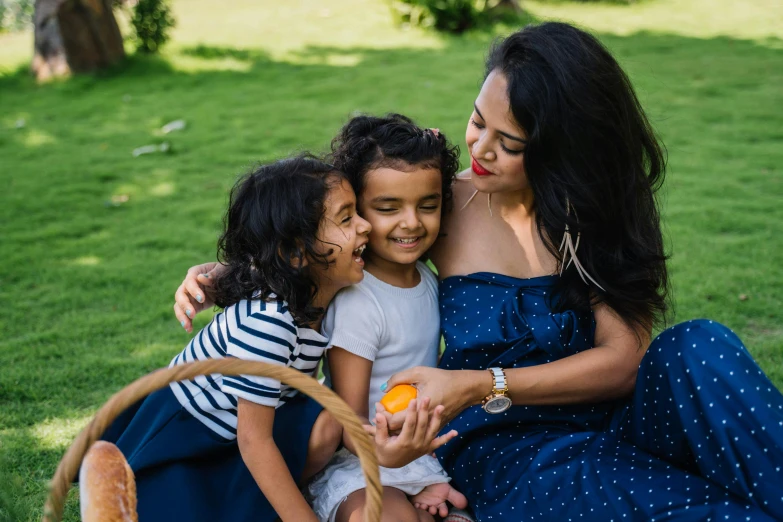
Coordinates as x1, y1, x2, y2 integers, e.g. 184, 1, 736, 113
103, 155, 371, 521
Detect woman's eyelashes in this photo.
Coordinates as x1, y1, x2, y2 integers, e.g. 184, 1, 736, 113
501, 144, 525, 155
470, 118, 525, 155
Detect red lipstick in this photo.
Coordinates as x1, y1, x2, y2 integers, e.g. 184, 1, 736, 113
471, 158, 493, 177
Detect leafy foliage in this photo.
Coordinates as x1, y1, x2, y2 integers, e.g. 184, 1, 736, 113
131, 0, 175, 53
0, 0, 33, 32
389, 0, 520, 33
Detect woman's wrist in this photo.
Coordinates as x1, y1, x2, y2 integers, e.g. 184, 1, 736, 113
461, 369, 494, 406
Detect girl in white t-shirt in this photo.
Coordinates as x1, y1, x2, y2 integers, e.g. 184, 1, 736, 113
175, 116, 469, 521
307, 114, 469, 522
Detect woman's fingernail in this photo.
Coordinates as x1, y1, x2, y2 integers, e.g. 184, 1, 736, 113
380, 382, 387, 392
196, 294, 203, 303
180, 320, 186, 328
202, 273, 210, 278
186, 309, 192, 318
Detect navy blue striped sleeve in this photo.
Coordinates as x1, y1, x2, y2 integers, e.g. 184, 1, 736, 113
221, 300, 297, 407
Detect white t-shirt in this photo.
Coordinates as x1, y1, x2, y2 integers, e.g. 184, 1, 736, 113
322, 262, 440, 412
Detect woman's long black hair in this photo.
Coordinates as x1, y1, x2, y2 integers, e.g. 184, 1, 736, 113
329, 113, 460, 213
487, 22, 669, 332
212, 154, 343, 324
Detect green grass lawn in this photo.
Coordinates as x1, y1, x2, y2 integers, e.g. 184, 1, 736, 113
1, 0, 782, 520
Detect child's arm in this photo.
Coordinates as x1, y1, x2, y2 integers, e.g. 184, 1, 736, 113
328, 347, 374, 453
236, 398, 318, 522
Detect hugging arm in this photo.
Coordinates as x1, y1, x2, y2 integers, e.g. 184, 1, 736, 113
173, 262, 226, 332
384, 303, 649, 429
501, 302, 649, 404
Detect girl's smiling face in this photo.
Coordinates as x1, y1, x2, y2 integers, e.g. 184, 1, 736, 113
465, 70, 529, 195
312, 177, 371, 290
358, 165, 443, 269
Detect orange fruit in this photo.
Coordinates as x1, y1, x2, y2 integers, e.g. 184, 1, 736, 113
380, 384, 418, 414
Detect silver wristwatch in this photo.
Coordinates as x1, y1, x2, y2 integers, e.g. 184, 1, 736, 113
482, 367, 512, 414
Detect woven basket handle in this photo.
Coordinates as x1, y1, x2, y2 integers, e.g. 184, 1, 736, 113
42, 359, 382, 522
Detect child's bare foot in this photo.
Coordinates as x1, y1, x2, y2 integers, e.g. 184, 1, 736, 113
411, 482, 468, 518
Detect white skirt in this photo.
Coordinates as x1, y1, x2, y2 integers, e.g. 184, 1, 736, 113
307, 448, 451, 522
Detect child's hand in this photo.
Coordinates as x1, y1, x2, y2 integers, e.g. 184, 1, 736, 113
365, 397, 457, 469
174, 262, 224, 332
375, 402, 406, 433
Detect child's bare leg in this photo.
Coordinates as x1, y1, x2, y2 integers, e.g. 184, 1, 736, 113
336, 486, 435, 522
301, 410, 342, 481
411, 482, 468, 518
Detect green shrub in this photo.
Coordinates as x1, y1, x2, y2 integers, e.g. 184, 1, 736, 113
390, 0, 521, 34
131, 0, 175, 54
0, 0, 33, 32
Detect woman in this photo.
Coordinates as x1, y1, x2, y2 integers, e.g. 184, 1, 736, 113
175, 23, 783, 521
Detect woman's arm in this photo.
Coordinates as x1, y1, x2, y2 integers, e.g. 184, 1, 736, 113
384, 304, 649, 428
504, 303, 649, 404
236, 399, 318, 522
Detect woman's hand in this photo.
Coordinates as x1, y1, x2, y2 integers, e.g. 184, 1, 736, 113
173, 262, 226, 333
364, 397, 457, 468
381, 367, 491, 432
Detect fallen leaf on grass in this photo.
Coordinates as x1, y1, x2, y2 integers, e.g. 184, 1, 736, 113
161, 119, 186, 134
132, 142, 171, 157
104, 194, 130, 207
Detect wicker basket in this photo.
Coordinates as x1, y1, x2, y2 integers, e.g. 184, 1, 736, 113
42, 359, 383, 522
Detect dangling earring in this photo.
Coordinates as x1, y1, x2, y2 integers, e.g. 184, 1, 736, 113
559, 199, 605, 291
460, 190, 478, 211
459, 190, 493, 217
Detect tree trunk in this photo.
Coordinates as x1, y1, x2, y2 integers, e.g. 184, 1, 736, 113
32, 0, 125, 81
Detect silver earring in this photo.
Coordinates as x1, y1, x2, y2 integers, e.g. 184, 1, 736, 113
559, 200, 605, 291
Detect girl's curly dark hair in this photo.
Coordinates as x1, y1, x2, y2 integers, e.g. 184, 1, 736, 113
212, 154, 344, 324
329, 113, 460, 213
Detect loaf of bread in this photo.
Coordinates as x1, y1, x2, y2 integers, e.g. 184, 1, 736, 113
79, 441, 138, 522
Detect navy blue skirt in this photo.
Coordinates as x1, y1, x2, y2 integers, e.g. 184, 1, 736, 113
101, 387, 323, 522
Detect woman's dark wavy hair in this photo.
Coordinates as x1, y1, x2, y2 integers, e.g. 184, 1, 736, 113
212, 154, 344, 324
487, 22, 669, 332
329, 113, 460, 214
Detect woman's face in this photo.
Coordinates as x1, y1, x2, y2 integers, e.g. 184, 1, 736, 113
465, 69, 529, 194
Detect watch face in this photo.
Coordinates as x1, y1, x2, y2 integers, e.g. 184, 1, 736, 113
484, 396, 512, 414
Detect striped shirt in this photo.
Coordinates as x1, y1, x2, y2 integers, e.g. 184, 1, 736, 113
168, 298, 330, 440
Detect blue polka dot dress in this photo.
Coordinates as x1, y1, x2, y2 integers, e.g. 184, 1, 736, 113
436, 273, 783, 521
